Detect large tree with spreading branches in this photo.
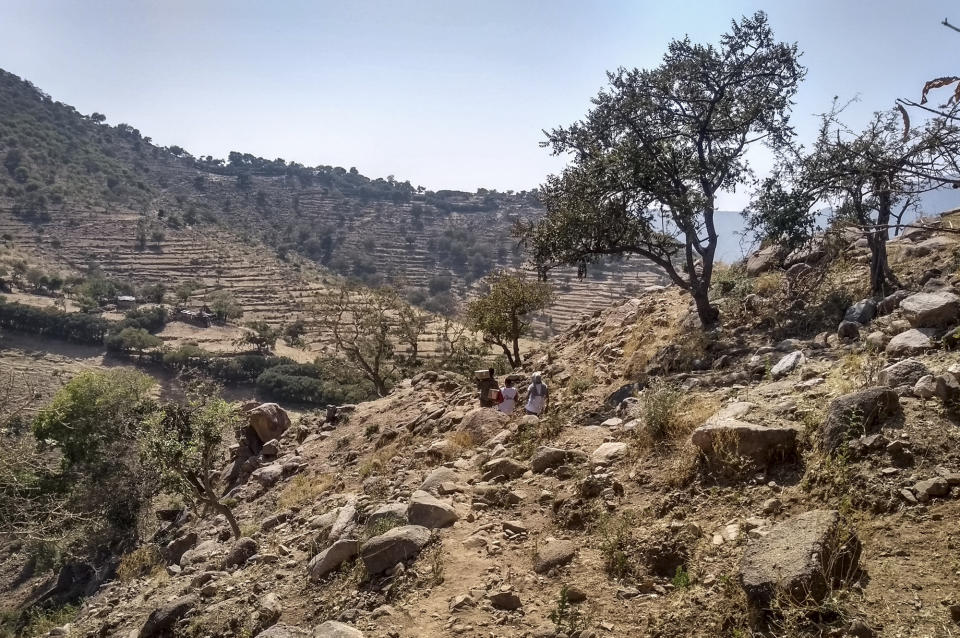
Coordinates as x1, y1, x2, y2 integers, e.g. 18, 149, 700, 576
521, 11, 805, 326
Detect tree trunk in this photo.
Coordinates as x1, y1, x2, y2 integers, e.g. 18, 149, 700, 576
510, 313, 521, 370
208, 494, 241, 539
691, 284, 719, 327
372, 375, 388, 397
867, 188, 899, 296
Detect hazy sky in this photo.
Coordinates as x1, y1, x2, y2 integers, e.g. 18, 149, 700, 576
2, 0, 958, 209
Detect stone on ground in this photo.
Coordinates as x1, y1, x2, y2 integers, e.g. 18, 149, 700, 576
308, 539, 360, 581
360, 525, 431, 574
900, 291, 960, 328
257, 624, 311, 637
222, 537, 258, 569
739, 510, 861, 608
591, 441, 628, 464
246, 402, 291, 444
820, 387, 899, 452
481, 457, 528, 481
885, 329, 935, 356
407, 490, 458, 528
691, 419, 798, 465
533, 539, 577, 573
771, 351, 805, 379
844, 299, 877, 324
138, 594, 197, 638
458, 408, 511, 444
877, 359, 930, 388
314, 621, 365, 637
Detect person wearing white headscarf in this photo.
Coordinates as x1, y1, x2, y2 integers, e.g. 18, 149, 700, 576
525, 372, 549, 416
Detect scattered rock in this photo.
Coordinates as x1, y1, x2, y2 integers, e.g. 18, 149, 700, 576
481, 457, 528, 481
530, 447, 585, 473
222, 537, 258, 569
533, 539, 576, 573
419, 467, 458, 495
877, 290, 911, 315
936, 374, 960, 405
163, 532, 198, 565
691, 419, 798, 465
913, 375, 938, 399
308, 539, 360, 581
255, 623, 312, 637
885, 329, 936, 356
844, 299, 877, 324
360, 525, 431, 574
407, 491, 458, 528
771, 351, 805, 378
739, 510, 861, 609
590, 442, 628, 464
366, 503, 408, 528
900, 291, 960, 328
821, 387, 899, 452
246, 403, 291, 444
837, 321, 860, 341
314, 621, 365, 637
913, 478, 949, 502
488, 590, 522, 611
138, 594, 197, 638
458, 408, 511, 444
877, 359, 930, 388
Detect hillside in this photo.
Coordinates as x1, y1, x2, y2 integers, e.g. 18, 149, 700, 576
0, 69, 661, 336
4, 210, 960, 637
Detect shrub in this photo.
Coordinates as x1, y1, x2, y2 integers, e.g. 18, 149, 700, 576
117, 544, 162, 581
640, 378, 683, 442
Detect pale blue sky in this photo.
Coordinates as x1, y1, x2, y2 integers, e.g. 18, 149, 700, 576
1, 0, 958, 210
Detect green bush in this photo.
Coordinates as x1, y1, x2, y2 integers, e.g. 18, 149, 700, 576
0, 299, 112, 344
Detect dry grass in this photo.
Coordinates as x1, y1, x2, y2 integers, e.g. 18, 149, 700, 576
824, 351, 886, 396
275, 473, 333, 511
358, 437, 408, 479
632, 388, 721, 452
445, 430, 476, 451
117, 544, 162, 581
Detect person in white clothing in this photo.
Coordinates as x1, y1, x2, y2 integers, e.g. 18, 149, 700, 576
525, 372, 549, 416
497, 378, 518, 414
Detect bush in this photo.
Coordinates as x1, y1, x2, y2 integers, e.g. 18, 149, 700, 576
641, 378, 683, 442
105, 327, 163, 357
114, 305, 167, 333
0, 298, 111, 344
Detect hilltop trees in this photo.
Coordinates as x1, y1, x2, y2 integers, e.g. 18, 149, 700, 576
523, 12, 804, 326
466, 271, 553, 368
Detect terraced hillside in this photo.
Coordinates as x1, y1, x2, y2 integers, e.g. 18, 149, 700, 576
0, 69, 663, 336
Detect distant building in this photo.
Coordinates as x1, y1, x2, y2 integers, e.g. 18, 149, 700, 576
116, 295, 137, 309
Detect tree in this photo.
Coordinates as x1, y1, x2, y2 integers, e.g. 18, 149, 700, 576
394, 300, 429, 366
237, 320, 280, 354
750, 104, 960, 294
33, 369, 155, 468
208, 290, 244, 322
139, 386, 244, 538
317, 285, 396, 396
522, 12, 804, 326
135, 220, 148, 250
105, 326, 163, 360
151, 228, 165, 249
435, 316, 488, 376
466, 270, 553, 368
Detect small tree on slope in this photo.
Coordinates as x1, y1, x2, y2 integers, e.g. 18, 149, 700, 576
522, 12, 805, 326
466, 270, 553, 369
139, 388, 245, 539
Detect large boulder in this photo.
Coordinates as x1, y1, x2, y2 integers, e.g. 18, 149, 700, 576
245, 403, 291, 444
308, 539, 360, 581
407, 491, 458, 528
162, 532, 197, 565
222, 537, 258, 569
900, 291, 960, 328
820, 387, 899, 452
366, 503, 408, 529
419, 467, 458, 495
138, 594, 197, 638
739, 510, 861, 609
885, 329, 935, 356
481, 457, 529, 481
877, 359, 930, 388
360, 525, 431, 574
457, 408, 511, 444
691, 420, 798, 465
314, 621, 364, 638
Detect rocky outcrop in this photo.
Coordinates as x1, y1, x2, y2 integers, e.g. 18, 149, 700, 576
821, 387, 899, 453
739, 510, 861, 609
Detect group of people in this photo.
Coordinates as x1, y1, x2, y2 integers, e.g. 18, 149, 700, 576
476, 368, 549, 416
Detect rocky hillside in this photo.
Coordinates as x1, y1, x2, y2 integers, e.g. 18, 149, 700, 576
7, 211, 960, 637
0, 69, 660, 335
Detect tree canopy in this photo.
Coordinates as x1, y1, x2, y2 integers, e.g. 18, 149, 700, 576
523, 11, 805, 325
